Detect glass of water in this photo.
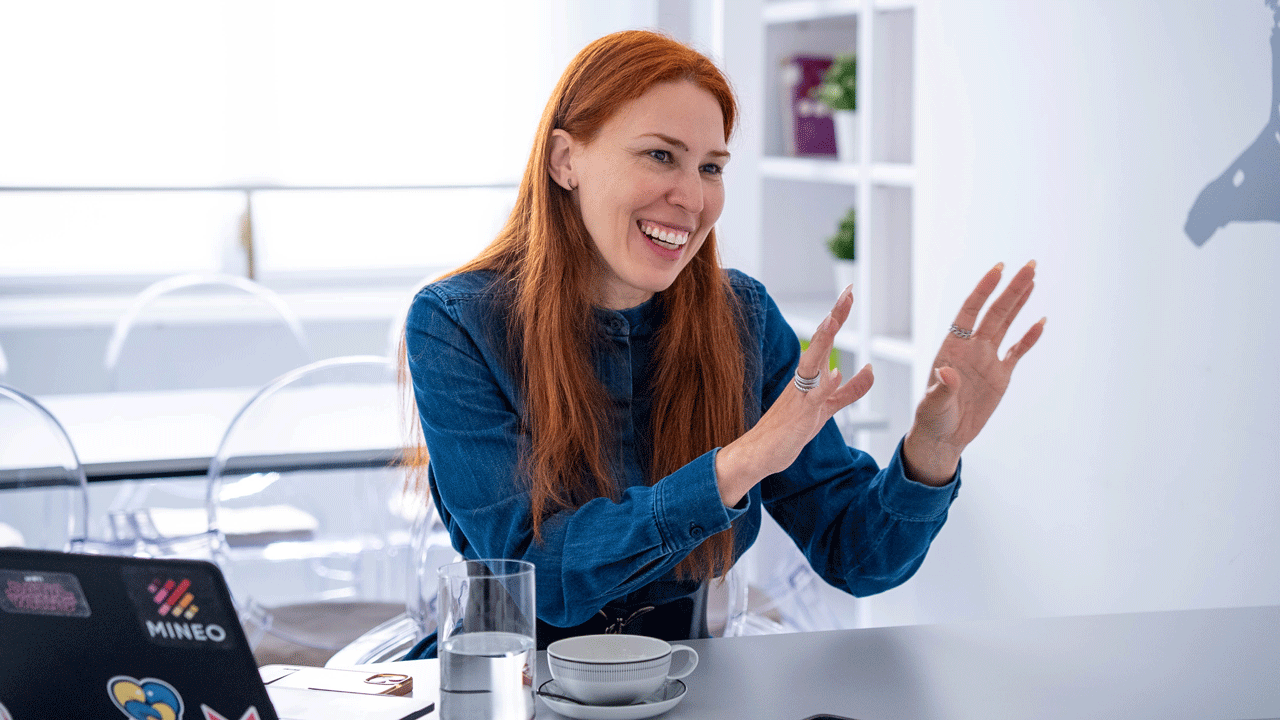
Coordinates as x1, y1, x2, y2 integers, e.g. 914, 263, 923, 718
437, 558, 536, 720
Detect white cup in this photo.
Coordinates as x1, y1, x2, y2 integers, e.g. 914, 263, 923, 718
547, 634, 698, 706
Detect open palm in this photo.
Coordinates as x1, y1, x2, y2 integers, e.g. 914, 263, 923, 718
909, 261, 1045, 476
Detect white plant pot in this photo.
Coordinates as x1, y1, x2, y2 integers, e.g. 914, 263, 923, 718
833, 110, 859, 163
832, 259, 857, 299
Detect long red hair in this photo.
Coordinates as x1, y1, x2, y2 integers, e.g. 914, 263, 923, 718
402, 30, 746, 580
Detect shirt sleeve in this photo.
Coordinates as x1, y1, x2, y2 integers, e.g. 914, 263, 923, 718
751, 287, 960, 597
405, 287, 746, 627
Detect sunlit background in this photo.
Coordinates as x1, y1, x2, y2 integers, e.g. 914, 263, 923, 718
0, 1, 674, 281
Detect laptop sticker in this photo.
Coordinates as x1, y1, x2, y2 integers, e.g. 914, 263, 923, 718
122, 566, 235, 649
0, 569, 91, 618
199, 705, 262, 720
108, 676, 184, 720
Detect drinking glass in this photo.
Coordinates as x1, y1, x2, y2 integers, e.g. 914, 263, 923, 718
437, 558, 536, 720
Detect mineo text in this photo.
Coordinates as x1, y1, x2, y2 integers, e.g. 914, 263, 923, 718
146, 620, 227, 642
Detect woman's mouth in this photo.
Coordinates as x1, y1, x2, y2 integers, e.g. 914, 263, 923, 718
638, 221, 690, 251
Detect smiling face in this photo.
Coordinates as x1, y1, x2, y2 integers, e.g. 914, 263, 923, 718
551, 80, 730, 310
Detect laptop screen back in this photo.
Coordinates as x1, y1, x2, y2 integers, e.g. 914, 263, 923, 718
0, 547, 277, 720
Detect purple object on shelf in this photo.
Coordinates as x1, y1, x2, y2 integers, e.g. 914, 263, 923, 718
782, 55, 837, 157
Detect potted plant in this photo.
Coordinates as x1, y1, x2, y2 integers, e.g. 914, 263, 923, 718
827, 206, 857, 296
815, 54, 857, 162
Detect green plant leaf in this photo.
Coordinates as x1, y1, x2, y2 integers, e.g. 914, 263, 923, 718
826, 206, 857, 260
817, 54, 857, 111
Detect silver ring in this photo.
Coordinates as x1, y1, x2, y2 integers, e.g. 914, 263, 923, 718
793, 370, 821, 393
949, 324, 973, 339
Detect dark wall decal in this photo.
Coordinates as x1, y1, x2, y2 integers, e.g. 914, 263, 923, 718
1185, 0, 1280, 246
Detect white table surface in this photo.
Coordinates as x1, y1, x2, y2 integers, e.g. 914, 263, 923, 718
352, 605, 1280, 720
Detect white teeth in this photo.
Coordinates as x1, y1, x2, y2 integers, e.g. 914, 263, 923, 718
641, 223, 688, 247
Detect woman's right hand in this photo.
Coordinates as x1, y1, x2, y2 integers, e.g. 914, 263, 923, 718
713, 285, 875, 506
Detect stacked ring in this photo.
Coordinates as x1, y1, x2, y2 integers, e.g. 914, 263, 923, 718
949, 324, 973, 339
793, 370, 821, 393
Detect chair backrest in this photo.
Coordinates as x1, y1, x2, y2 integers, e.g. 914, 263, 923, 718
385, 272, 446, 361
324, 498, 460, 667
205, 355, 424, 653
0, 384, 89, 551
718, 513, 854, 637
104, 273, 312, 391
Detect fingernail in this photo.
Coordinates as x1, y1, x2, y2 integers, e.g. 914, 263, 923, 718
993, 262, 1005, 273
935, 368, 945, 385
1027, 259, 1037, 269
842, 283, 853, 299
1038, 316, 1047, 327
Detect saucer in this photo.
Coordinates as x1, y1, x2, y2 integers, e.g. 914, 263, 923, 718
537, 678, 686, 719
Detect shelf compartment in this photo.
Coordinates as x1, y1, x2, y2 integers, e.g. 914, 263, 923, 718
760, 179, 859, 302
868, 184, 912, 338
871, 7, 914, 164
763, 15, 858, 159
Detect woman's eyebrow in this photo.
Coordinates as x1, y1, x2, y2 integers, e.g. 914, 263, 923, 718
641, 132, 731, 160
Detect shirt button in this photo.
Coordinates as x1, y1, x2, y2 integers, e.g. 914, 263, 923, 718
689, 523, 703, 538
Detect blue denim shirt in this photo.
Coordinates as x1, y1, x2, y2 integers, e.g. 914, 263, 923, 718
405, 268, 959, 632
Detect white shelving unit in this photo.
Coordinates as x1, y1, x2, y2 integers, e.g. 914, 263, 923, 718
745, 0, 919, 461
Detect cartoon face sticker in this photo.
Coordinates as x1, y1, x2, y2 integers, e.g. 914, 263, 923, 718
108, 676, 184, 720
199, 706, 262, 720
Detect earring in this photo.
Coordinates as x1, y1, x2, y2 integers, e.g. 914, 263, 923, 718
567, 179, 577, 191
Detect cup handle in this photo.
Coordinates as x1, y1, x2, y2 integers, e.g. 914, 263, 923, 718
666, 644, 699, 680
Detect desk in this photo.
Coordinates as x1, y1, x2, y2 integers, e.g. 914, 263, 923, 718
359, 606, 1280, 720
0, 387, 403, 485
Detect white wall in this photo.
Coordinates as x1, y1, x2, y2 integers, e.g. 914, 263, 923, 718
864, 0, 1280, 626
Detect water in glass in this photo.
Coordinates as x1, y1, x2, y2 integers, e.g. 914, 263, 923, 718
440, 630, 535, 720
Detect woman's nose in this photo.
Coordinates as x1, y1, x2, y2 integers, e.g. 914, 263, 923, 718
667, 168, 704, 214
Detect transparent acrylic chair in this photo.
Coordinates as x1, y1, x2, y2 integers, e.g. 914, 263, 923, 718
716, 512, 854, 637
325, 497, 461, 666
205, 355, 424, 664
384, 272, 447, 360
104, 273, 312, 392
0, 384, 89, 552
100, 273, 314, 551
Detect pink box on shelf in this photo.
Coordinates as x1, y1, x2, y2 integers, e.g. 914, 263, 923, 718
780, 54, 837, 157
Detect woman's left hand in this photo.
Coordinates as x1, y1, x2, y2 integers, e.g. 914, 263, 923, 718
903, 260, 1046, 485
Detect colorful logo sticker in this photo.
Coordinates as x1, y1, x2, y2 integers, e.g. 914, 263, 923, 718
122, 565, 234, 650
145, 577, 200, 621
199, 705, 262, 720
108, 676, 184, 720
0, 569, 92, 618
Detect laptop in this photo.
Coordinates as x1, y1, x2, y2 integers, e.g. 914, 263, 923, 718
0, 548, 434, 720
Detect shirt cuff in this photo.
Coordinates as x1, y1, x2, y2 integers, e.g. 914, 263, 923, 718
652, 448, 744, 552
880, 438, 961, 521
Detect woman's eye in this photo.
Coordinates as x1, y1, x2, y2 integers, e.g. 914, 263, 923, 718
701, 163, 723, 176
648, 149, 672, 163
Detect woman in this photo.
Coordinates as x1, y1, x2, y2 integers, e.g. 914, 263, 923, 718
402, 30, 1042, 656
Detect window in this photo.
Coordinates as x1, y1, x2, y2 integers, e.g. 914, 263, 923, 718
0, 1, 631, 289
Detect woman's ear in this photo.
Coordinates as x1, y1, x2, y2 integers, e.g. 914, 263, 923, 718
548, 129, 577, 191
